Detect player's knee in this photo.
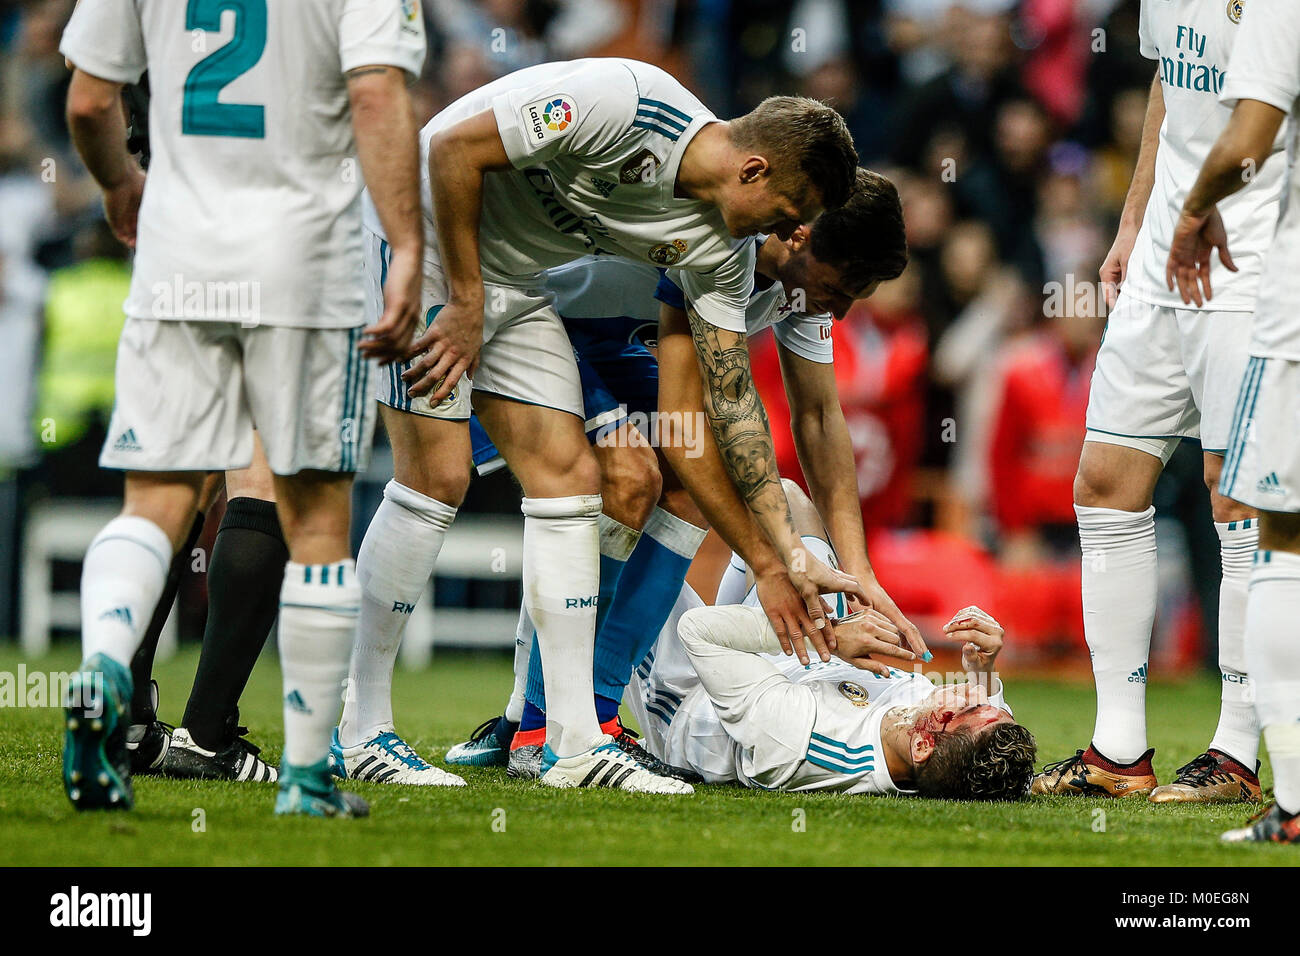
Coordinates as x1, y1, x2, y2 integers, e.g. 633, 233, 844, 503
1072, 465, 1108, 509
393, 459, 470, 507
598, 446, 662, 529
1073, 460, 1139, 510
1209, 487, 1254, 525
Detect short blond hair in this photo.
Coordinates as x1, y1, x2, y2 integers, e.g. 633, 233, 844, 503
729, 96, 858, 210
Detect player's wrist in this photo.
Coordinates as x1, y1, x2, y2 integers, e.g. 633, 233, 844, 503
446, 284, 486, 310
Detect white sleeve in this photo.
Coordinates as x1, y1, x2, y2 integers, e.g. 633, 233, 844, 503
340, 0, 427, 79
676, 241, 755, 333
1221, 0, 1300, 114
677, 604, 816, 786
59, 0, 146, 85
988, 676, 1013, 718
1137, 0, 1158, 61
773, 312, 834, 364
492, 60, 638, 168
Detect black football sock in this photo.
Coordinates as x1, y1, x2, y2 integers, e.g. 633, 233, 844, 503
182, 497, 288, 751
129, 512, 204, 723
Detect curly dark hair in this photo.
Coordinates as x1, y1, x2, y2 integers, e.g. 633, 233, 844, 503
913, 723, 1037, 802
809, 167, 908, 290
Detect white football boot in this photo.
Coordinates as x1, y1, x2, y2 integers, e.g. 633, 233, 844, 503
329, 728, 466, 787
538, 735, 694, 794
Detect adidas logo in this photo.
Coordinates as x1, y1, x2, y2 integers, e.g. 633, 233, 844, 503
112, 428, 142, 453
284, 690, 312, 715
1256, 472, 1285, 496
1128, 664, 1147, 684
590, 176, 618, 198
98, 606, 133, 626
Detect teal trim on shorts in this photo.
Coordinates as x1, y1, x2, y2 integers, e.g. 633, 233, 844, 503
1223, 357, 1265, 495
1084, 426, 1187, 441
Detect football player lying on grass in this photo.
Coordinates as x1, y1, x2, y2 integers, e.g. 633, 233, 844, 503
626, 482, 1035, 799
630, 594, 1035, 799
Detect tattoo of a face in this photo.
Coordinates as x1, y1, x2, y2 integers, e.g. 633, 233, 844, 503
685, 305, 796, 541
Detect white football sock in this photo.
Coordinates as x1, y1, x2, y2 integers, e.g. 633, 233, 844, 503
1208, 520, 1259, 768
522, 494, 602, 757
505, 600, 533, 725
715, 553, 750, 607
279, 560, 360, 767
80, 516, 173, 670
1077, 504, 1157, 763
340, 480, 455, 747
1245, 550, 1300, 814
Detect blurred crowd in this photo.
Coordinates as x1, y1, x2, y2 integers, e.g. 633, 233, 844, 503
0, 0, 1217, 665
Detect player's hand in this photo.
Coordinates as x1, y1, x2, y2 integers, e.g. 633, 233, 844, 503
845, 570, 929, 662
401, 296, 483, 403
943, 605, 1004, 673
787, 550, 869, 644
832, 607, 916, 677
1166, 205, 1236, 307
103, 165, 145, 249
1099, 221, 1138, 310
362, 244, 421, 365
754, 568, 836, 666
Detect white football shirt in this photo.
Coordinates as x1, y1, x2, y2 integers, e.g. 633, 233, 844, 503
1124, 0, 1287, 312
1221, 0, 1300, 358
365, 58, 755, 332
59, 0, 426, 330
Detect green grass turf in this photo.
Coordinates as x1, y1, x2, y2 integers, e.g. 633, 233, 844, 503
1, 645, 1297, 866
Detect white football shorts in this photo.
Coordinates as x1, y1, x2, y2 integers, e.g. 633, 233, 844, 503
100, 318, 375, 476
1220, 355, 1300, 513
1085, 291, 1253, 461
366, 231, 583, 420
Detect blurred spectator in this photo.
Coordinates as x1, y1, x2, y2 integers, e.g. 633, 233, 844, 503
1090, 84, 1146, 221
1035, 143, 1106, 286
1019, 0, 1106, 128
987, 276, 1103, 564
933, 266, 1035, 521
27, 218, 129, 499
751, 267, 928, 530
954, 97, 1053, 287
427, 0, 627, 78
889, 5, 1022, 169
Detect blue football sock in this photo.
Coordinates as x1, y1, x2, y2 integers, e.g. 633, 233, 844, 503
593, 508, 706, 701
594, 694, 621, 725
522, 515, 640, 722
520, 699, 546, 733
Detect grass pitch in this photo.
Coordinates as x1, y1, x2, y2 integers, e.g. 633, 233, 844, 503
1, 645, 1297, 867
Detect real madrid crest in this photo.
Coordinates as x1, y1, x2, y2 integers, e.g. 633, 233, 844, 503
649, 238, 688, 265
1227, 0, 1244, 24
837, 681, 869, 707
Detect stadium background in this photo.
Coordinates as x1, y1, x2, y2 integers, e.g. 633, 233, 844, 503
0, 0, 1219, 677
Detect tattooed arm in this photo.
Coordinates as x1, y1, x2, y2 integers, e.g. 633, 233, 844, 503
686, 307, 797, 544
683, 304, 867, 640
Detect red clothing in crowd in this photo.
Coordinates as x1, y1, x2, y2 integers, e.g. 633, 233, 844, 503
1021, 0, 1090, 127
988, 331, 1094, 532
751, 303, 928, 529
